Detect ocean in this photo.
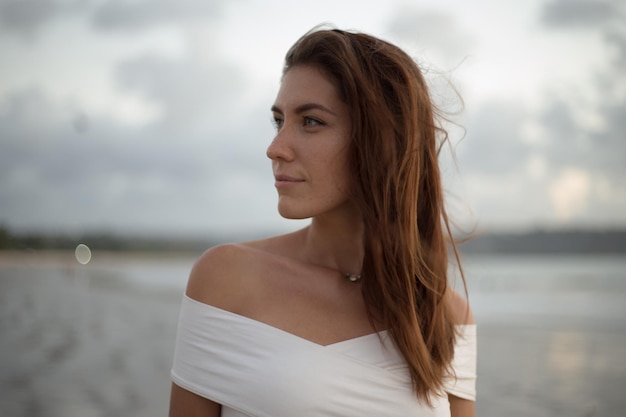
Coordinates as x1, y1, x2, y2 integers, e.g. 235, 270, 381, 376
0, 252, 624, 416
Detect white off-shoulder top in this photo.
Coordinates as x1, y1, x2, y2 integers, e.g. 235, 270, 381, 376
171, 295, 476, 417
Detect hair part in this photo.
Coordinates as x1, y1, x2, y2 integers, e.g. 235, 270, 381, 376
284, 26, 466, 403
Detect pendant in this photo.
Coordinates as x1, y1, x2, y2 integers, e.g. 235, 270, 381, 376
346, 273, 362, 282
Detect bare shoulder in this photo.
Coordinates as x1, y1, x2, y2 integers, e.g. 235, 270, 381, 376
446, 288, 475, 325
185, 243, 258, 312
185, 231, 303, 312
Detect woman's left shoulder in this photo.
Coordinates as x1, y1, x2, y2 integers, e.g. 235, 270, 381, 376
446, 288, 475, 325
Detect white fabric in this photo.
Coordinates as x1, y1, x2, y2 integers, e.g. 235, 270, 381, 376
171, 295, 476, 417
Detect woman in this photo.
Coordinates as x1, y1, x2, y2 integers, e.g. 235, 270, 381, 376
170, 27, 476, 417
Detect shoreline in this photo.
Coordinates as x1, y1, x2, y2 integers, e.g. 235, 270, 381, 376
0, 249, 201, 268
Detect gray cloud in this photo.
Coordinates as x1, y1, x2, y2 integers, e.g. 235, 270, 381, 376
453, 92, 626, 228
457, 100, 532, 175
111, 45, 275, 178
541, 0, 626, 67
540, 0, 626, 177
386, 8, 474, 69
538, 99, 582, 166
0, 84, 276, 235
606, 26, 626, 67
92, 0, 222, 31
538, 0, 626, 225
373, 2, 626, 229
541, 0, 618, 28
115, 52, 246, 128
0, 90, 176, 226
0, 0, 86, 39
2, 1, 624, 234
0, 0, 226, 39
593, 103, 626, 178
0, 0, 283, 235
540, 96, 626, 178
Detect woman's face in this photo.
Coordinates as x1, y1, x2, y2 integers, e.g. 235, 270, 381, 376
267, 65, 353, 220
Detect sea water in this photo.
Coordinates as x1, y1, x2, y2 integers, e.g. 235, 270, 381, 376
461, 254, 626, 321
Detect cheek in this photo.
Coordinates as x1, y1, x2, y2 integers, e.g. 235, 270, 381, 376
328, 152, 353, 194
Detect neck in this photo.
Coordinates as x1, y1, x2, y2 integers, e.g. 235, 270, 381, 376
300, 206, 364, 276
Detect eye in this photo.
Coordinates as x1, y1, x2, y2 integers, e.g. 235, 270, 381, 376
272, 116, 284, 130
303, 117, 324, 127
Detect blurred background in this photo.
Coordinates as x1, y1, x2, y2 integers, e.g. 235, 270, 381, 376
0, 0, 625, 416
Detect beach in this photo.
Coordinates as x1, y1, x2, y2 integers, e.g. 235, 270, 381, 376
1, 251, 625, 416
0, 251, 186, 417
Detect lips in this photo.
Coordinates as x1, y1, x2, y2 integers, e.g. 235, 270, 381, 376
274, 174, 304, 187
274, 174, 303, 182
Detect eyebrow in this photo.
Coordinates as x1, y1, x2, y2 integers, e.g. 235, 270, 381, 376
271, 102, 337, 116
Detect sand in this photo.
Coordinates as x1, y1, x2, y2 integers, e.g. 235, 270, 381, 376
0, 252, 183, 417
1, 251, 625, 417
476, 318, 626, 417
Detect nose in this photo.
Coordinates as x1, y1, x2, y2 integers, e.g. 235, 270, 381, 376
266, 127, 295, 161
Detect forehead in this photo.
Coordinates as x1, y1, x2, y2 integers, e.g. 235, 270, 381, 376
274, 65, 343, 110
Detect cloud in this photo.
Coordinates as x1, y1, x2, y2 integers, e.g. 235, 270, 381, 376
605, 31, 626, 70
457, 100, 532, 175
0, 84, 278, 235
380, 3, 626, 229
537, 0, 626, 177
511, 0, 626, 226
541, 0, 618, 28
447, 100, 562, 229
115, 52, 246, 128
0, 1, 286, 235
91, 0, 223, 31
2, 0, 624, 235
0, 0, 227, 39
0, 0, 86, 39
513, 90, 626, 226
549, 169, 590, 222
538, 72, 626, 180
538, 89, 626, 227
385, 8, 474, 69
452, 80, 626, 228
541, 0, 626, 67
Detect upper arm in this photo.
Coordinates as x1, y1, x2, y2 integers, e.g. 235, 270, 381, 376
446, 288, 476, 416
446, 288, 474, 325
169, 382, 221, 417
449, 395, 475, 417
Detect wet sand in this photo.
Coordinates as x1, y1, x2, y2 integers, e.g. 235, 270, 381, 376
476, 318, 626, 417
0, 252, 183, 417
1, 251, 625, 416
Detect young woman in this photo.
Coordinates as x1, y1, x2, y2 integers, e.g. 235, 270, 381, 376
170, 27, 476, 417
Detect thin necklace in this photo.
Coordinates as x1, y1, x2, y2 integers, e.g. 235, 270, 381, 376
345, 273, 362, 282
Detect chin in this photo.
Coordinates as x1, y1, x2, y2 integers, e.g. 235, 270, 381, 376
277, 208, 311, 220
277, 201, 313, 220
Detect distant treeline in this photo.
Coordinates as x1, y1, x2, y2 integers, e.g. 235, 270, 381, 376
0, 227, 218, 253
458, 229, 626, 255
0, 226, 625, 254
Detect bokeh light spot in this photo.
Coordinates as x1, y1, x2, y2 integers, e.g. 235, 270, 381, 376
75, 244, 92, 265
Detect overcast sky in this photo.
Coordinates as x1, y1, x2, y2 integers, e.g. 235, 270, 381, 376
0, 0, 624, 237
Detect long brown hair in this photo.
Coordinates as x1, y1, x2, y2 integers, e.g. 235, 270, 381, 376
284, 27, 464, 403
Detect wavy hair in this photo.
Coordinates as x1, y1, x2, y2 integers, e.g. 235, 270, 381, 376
284, 27, 465, 403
